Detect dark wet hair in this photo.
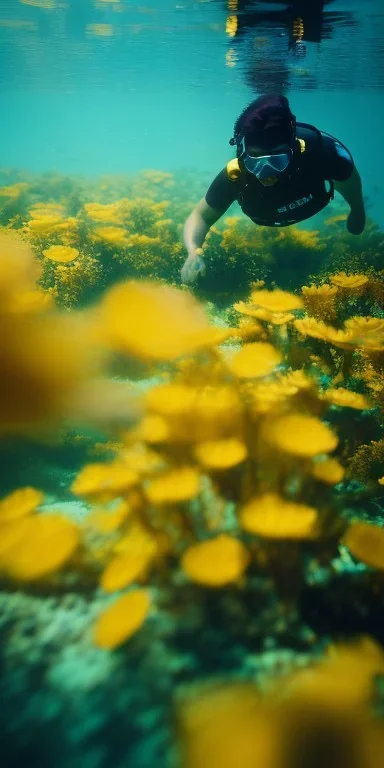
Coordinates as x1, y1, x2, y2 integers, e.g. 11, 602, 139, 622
234, 94, 295, 150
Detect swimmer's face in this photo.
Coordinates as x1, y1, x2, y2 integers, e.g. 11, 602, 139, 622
244, 141, 292, 186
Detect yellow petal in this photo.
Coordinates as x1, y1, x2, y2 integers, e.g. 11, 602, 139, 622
181, 535, 250, 587
240, 493, 317, 539
0, 487, 43, 522
265, 414, 338, 457
71, 462, 138, 499
43, 245, 79, 263
93, 589, 151, 649
229, 343, 282, 379
343, 521, 384, 570
100, 550, 153, 592
3, 514, 79, 580
98, 281, 228, 360
146, 467, 200, 505
194, 438, 247, 469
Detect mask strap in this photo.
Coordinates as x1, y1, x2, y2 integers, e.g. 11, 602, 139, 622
229, 134, 244, 158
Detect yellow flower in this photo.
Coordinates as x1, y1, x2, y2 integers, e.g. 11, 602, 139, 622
43, 245, 79, 263
29, 202, 65, 219
343, 521, 384, 570
101, 523, 158, 592
92, 227, 128, 246
28, 216, 63, 233
228, 342, 282, 379
100, 551, 152, 592
84, 202, 123, 225
194, 438, 247, 470
124, 233, 161, 248
178, 683, 271, 768
8, 289, 53, 314
329, 272, 368, 290
249, 288, 303, 312
289, 228, 321, 249
240, 493, 317, 539
1, 514, 79, 581
134, 414, 170, 444
145, 467, 201, 505
71, 461, 139, 500
234, 302, 294, 325
0, 487, 43, 522
253, 309, 295, 325
0, 182, 28, 198
93, 589, 151, 650
98, 281, 229, 361
265, 413, 338, 457
312, 458, 345, 485
343, 316, 384, 351
146, 384, 197, 417
323, 387, 371, 410
294, 317, 353, 349
181, 535, 250, 587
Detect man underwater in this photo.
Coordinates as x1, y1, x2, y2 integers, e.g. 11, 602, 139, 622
181, 94, 366, 284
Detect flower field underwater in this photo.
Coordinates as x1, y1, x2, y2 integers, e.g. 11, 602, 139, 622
1, 167, 384, 767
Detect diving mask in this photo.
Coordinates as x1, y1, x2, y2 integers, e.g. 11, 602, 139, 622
238, 137, 292, 181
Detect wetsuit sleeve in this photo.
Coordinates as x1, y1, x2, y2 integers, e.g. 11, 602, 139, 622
205, 168, 238, 212
320, 133, 354, 181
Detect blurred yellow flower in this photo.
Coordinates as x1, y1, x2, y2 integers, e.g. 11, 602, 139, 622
0, 487, 43, 522
0, 182, 28, 198
181, 534, 250, 587
93, 589, 151, 650
71, 461, 139, 500
343, 521, 384, 570
98, 281, 229, 360
240, 493, 317, 539
92, 227, 128, 246
323, 387, 371, 410
229, 342, 282, 379
145, 467, 201, 505
194, 438, 247, 470
1, 514, 79, 581
265, 413, 338, 457
312, 458, 345, 485
101, 542, 155, 592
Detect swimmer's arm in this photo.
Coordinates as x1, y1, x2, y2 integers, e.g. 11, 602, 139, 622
181, 199, 226, 284
334, 166, 366, 234
183, 198, 225, 256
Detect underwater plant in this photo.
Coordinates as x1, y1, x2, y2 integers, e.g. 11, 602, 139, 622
1, 167, 384, 768
177, 638, 384, 768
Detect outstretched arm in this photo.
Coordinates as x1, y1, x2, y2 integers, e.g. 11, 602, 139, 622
334, 166, 366, 235
181, 198, 225, 284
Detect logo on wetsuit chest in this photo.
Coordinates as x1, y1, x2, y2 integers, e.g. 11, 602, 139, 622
277, 194, 313, 214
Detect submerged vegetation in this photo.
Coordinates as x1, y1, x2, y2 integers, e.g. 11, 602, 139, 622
1, 166, 384, 766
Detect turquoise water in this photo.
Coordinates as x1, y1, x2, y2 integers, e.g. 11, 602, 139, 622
1, 3, 384, 767
1, 0, 384, 223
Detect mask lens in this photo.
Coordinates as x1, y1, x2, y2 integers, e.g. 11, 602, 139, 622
243, 152, 291, 179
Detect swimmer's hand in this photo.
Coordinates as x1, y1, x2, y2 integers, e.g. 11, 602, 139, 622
180, 249, 206, 284
347, 209, 365, 235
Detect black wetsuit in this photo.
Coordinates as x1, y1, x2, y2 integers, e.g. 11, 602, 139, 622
205, 124, 354, 227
